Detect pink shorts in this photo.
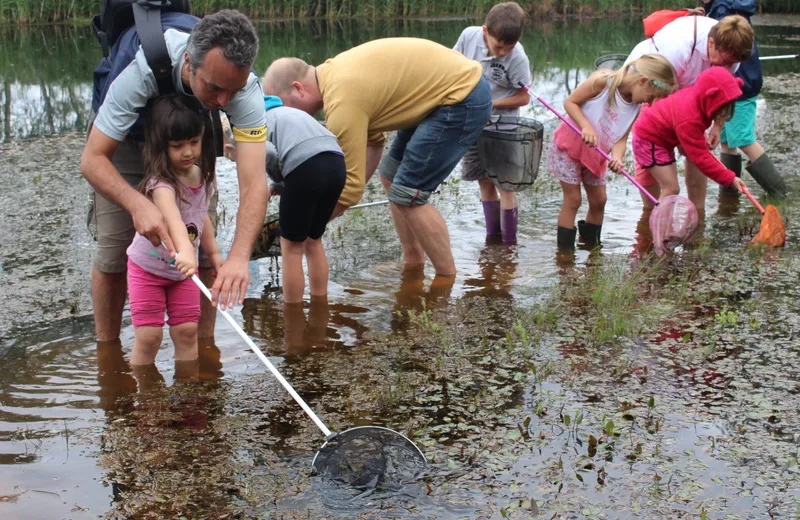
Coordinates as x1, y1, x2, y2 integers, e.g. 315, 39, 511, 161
546, 140, 606, 187
632, 132, 676, 187
127, 259, 200, 328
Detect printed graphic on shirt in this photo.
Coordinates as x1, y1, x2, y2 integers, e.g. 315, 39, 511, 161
186, 223, 199, 243
488, 62, 509, 84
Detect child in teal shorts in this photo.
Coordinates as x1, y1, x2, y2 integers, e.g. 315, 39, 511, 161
704, 0, 786, 197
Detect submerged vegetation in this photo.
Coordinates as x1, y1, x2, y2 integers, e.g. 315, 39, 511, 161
1, 0, 799, 25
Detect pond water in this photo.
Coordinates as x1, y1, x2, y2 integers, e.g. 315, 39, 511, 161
1, 15, 799, 520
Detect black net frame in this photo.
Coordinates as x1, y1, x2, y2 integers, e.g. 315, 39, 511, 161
594, 53, 629, 71
477, 115, 544, 192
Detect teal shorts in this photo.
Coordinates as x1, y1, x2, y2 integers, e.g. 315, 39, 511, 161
720, 97, 757, 149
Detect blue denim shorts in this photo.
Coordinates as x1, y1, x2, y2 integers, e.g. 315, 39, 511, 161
379, 76, 492, 206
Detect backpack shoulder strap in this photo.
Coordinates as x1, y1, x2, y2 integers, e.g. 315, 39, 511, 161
132, 2, 173, 96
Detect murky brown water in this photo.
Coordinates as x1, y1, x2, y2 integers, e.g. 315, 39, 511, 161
1, 16, 800, 520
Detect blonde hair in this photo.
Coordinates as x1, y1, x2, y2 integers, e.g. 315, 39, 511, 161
710, 15, 754, 62
592, 54, 678, 107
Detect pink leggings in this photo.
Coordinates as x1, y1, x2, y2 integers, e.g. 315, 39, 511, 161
127, 259, 200, 328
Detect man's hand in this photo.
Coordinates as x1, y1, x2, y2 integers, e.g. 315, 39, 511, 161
131, 197, 175, 256
210, 257, 250, 310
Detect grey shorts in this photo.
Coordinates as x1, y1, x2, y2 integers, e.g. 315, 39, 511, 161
86, 138, 218, 273
460, 145, 488, 181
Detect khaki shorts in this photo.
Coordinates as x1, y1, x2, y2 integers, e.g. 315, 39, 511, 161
86, 136, 218, 274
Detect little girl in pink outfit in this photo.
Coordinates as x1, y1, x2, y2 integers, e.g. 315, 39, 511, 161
547, 54, 678, 251
126, 94, 223, 366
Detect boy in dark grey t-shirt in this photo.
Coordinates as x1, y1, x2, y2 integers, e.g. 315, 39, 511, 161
226, 95, 345, 304
454, 2, 532, 244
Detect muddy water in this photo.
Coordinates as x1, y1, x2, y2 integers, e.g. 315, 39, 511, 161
1, 16, 800, 520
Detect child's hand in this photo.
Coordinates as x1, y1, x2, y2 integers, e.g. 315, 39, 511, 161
608, 158, 624, 173
581, 126, 598, 148
706, 125, 721, 149
224, 143, 237, 162
175, 251, 197, 278
730, 177, 746, 194
209, 252, 224, 278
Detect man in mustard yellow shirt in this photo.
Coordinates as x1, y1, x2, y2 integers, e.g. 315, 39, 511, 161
264, 38, 492, 276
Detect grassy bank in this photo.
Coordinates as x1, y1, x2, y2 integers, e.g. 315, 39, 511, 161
3, 0, 797, 26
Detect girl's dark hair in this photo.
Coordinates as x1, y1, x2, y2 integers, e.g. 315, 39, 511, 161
712, 101, 736, 123
141, 94, 216, 203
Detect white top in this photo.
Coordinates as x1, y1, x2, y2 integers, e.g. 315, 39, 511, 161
453, 26, 532, 118
624, 15, 739, 88
582, 79, 641, 150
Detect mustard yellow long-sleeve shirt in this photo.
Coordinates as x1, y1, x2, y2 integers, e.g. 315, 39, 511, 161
316, 37, 483, 207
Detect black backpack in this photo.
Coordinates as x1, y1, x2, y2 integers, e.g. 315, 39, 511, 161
92, 0, 190, 96
91, 0, 224, 156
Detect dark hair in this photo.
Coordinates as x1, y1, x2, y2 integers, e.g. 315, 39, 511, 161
187, 9, 258, 71
712, 101, 736, 123
141, 94, 216, 203
484, 2, 526, 44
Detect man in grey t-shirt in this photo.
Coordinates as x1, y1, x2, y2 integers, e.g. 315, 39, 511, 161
81, 10, 267, 342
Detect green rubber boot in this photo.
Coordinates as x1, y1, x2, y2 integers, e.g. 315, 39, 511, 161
557, 226, 577, 251
719, 152, 742, 193
577, 220, 602, 248
746, 153, 787, 198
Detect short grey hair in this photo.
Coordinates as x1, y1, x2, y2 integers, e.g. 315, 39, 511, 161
187, 10, 258, 70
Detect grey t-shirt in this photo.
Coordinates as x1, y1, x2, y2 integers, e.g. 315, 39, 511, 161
265, 106, 343, 180
453, 26, 532, 118
93, 28, 266, 143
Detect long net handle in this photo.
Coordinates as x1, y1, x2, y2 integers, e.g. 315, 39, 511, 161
742, 186, 766, 214
519, 83, 660, 206
759, 54, 799, 61
190, 274, 332, 437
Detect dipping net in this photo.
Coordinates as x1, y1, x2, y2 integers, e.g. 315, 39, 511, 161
311, 426, 427, 499
250, 213, 281, 260
750, 204, 786, 247
477, 115, 544, 192
594, 54, 629, 71
649, 195, 699, 256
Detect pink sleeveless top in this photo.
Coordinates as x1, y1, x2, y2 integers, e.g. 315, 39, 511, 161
126, 179, 214, 281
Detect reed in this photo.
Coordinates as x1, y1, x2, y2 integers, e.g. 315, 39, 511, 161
2, 1, 796, 26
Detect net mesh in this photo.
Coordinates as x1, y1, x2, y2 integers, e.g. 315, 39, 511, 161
250, 214, 281, 260
311, 426, 427, 500
750, 204, 786, 247
649, 195, 699, 256
477, 116, 544, 192
594, 54, 629, 71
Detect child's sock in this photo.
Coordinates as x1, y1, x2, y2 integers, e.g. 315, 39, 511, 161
482, 200, 501, 236
501, 207, 519, 244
